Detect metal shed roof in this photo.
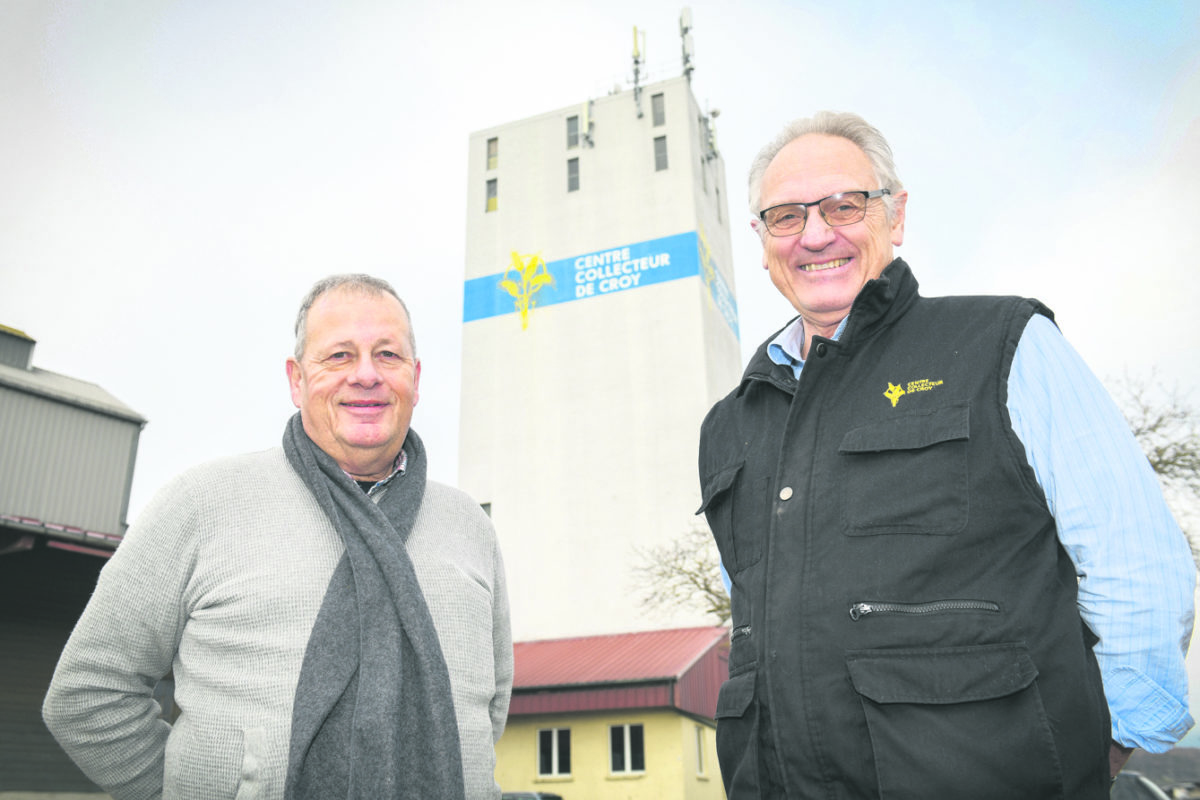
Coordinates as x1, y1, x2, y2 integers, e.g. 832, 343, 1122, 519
0, 362, 144, 424
514, 626, 729, 688
510, 626, 730, 720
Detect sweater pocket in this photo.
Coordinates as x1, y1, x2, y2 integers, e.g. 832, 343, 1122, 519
163, 720, 264, 800
846, 643, 1065, 800
837, 403, 970, 536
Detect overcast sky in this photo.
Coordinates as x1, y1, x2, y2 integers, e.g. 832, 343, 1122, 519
4, 0, 1200, 739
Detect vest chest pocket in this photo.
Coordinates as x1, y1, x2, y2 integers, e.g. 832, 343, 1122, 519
698, 460, 764, 572
837, 403, 970, 536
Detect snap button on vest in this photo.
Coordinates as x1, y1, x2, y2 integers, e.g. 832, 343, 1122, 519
815, 342, 828, 357
779, 486, 794, 500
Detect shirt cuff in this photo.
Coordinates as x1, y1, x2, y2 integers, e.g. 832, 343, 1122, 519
1106, 665, 1194, 752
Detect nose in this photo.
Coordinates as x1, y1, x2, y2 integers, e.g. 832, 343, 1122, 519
797, 210, 836, 250
349, 353, 381, 386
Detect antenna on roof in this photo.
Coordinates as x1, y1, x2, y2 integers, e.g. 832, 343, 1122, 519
680, 7, 695, 81
632, 25, 646, 118
705, 107, 721, 160
581, 99, 595, 147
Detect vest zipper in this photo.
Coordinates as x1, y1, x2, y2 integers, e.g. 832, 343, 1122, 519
849, 600, 1000, 621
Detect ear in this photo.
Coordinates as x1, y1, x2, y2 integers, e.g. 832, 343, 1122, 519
412, 359, 422, 407
750, 219, 769, 269
890, 191, 908, 247
286, 358, 303, 409
750, 217, 768, 243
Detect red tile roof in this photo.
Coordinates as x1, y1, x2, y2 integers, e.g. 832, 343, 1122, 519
513, 626, 729, 689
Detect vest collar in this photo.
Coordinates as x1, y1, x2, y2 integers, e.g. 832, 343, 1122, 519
838, 257, 920, 351
739, 258, 918, 393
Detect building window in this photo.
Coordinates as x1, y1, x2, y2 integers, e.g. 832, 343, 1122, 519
695, 725, 706, 776
610, 723, 645, 774
485, 178, 497, 213
486, 137, 498, 170
653, 136, 668, 171
567, 115, 579, 149
538, 728, 571, 776
651, 92, 665, 126
567, 157, 579, 192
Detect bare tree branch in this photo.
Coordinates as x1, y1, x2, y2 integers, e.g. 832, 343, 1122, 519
1110, 372, 1200, 563
633, 522, 730, 625
1112, 376, 1200, 493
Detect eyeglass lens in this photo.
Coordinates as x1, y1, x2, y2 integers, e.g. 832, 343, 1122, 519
764, 192, 870, 235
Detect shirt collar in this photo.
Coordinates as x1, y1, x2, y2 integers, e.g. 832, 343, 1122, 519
349, 447, 407, 497
767, 315, 849, 380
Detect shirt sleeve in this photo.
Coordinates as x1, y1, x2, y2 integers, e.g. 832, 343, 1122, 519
1007, 313, 1196, 751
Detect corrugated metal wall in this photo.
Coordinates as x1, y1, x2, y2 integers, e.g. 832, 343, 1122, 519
0, 334, 33, 370
510, 683, 673, 716
0, 543, 106, 793
676, 639, 728, 720
0, 385, 140, 535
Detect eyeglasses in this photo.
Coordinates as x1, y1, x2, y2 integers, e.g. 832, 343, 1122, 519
758, 189, 891, 237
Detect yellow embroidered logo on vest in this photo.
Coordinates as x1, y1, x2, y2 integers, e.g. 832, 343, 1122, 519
884, 383, 906, 407
885, 378, 945, 407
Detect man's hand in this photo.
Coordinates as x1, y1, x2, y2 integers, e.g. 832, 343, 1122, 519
1110, 742, 1134, 778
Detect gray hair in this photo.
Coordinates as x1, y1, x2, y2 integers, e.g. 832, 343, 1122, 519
293, 274, 416, 360
747, 111, 904, 220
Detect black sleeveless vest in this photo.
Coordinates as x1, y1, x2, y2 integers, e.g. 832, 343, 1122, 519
699, 259, 1110, 799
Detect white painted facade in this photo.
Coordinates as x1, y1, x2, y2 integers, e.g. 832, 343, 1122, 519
460, 75, 741, 640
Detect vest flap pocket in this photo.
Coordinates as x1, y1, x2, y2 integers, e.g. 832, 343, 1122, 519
698, 459, 762, 571
714, 669, 756, 719
848, 643, 1063, 797
839, 403, 970, 454
697, 460, 744, 513
846, 643, 1038, 705
837, 403, 970, 535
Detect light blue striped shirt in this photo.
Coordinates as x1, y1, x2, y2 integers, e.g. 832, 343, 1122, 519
757, 312, 1195, 751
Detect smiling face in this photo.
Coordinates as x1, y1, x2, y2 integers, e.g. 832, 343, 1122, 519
286, 287, 420, 481
759, 133, 907, 347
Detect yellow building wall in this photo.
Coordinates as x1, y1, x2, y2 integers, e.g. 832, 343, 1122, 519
496, 709, 724, 800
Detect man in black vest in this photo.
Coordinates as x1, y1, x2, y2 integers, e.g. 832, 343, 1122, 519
698, 112, 1194, 799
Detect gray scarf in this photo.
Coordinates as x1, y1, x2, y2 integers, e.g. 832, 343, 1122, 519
282, 413, 465, 800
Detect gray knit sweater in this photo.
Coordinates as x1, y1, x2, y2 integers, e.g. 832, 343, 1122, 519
43, 447, 512, 800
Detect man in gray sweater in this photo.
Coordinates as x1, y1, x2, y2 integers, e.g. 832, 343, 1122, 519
44, 274, 513, 800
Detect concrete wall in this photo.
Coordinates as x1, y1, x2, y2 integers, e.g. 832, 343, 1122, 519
496, 708, 723, 800
460, 76, 741, 640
